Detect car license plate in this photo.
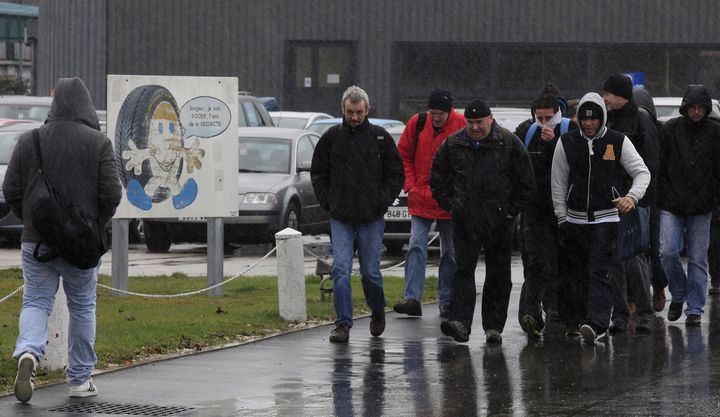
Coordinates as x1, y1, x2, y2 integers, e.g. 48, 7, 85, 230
385, 207, 409, 220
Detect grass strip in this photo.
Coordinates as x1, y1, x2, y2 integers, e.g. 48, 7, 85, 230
0, 270, 437, 393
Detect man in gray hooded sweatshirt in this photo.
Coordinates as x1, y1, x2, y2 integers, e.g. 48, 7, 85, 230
551, 92, 649, 346
3, 78, 121, 403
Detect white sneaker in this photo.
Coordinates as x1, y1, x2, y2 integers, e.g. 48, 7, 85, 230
69, 378, 98, 398
14, 352, 38, 403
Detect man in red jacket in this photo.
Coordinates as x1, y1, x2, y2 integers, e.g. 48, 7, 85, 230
393, 89, 466, 317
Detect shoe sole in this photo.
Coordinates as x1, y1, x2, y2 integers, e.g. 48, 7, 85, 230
14, 356, 35, 403
580, 325, 596, 346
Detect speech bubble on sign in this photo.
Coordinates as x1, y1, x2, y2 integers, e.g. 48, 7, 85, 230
179, 96, 232, 139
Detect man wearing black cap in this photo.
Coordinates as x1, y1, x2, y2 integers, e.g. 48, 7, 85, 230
430, 100, 535, 344
393, 89, 466, 318
551, 92, 650, 346
602, 73, 659, 335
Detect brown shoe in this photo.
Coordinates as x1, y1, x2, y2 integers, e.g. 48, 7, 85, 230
370, 309, 386, 337
652, 288, 666, 312
329, 325, 350, 343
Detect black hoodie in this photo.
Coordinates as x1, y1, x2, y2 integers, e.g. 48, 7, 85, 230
658, 84, 720, 216
2, 78, 121, 242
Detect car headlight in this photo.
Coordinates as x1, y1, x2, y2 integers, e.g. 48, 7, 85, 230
242, 193, 278, 204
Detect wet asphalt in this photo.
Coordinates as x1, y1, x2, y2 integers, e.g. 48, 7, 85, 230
1, 245, 720, 416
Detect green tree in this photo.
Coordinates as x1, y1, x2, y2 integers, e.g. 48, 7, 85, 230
0, 76, 29, 95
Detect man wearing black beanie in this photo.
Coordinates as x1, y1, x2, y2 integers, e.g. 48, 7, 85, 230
430, 99, 535, 344
393, 89, 466, 319
602, 73, 660, 336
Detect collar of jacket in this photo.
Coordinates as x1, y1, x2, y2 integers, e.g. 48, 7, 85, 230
456, 121, 502, 148
342, 117, 371, 133
612, 100, 639, 118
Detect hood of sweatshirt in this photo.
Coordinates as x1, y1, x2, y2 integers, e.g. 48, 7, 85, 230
576, 92, 607, 140
679, 84, 712, 121
46, 77, 100, 131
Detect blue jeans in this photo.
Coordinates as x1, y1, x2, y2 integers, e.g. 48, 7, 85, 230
331, 216, 386, 328
659, 210, 711, 316
403, 216, 455, 305
14, 243, 99, 386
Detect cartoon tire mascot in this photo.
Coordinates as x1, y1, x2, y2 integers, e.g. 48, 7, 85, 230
115, 85, 204, 211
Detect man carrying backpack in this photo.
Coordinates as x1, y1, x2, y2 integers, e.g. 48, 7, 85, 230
393, 89, 466, 318
514, 86, 577, 339
3, 78, 121, 403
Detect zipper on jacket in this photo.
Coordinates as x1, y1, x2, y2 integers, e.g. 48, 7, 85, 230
586, 140, 592, 220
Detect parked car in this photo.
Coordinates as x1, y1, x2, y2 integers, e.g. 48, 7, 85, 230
142, 127, 329, 252
270, 111, 332, 129
653, 96, 720, 122
258, 97, 280, 112
0, 121, 43, 244
0, 96, 53, 122
307, 117, 405, 136
238, 93, 275, 127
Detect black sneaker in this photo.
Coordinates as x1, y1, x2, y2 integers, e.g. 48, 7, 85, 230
580, 324, 606, 346
685, 314, 701, 326
520, 315, 541, 340
667, 301, 683, 322
393, 299, 422, 316
440, 320, 469, 343
370, 309, 386, 337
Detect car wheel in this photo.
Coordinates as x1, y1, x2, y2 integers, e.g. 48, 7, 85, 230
284, 202, 300, 231
143, 220, 171, 253
384, 240, 404, 255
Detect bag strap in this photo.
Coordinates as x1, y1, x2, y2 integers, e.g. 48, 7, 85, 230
30, 128, 60, 264
413, 112, 427, 152
524, 117, 571, 148
31, 128, 43, 168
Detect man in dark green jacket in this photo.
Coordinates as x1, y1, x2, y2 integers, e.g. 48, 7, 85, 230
431, 100, 535, 344
311, 85, 404, 343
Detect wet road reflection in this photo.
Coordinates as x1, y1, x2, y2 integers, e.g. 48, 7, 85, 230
5, 288, 720, 416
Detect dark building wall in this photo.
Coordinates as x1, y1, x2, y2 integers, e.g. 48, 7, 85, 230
37, 0, 720, 114
36, 0, 106, 106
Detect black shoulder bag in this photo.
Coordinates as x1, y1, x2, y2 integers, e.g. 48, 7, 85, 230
28, 129, 108, 269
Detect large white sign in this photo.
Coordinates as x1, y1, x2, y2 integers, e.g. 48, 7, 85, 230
108, 75, 239, 218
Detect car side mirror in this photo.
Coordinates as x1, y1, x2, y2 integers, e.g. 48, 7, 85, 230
296, 160, 312, 173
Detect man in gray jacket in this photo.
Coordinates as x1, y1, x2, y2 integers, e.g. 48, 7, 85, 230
551, 92, 649, 346
3, 78, 121, 403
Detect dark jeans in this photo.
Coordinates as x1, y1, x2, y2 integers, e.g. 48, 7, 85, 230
709, 209, 720, 288
518, 211, 559, 327
448, 216, 514, 334
610, 253, 653, 325
557, 222, 619, 333
650, 204, 668, 290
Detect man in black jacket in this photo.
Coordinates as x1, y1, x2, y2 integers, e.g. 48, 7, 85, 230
3, 78, 121, 402
658, 84, 720, 327
431, 100, 535, 344
603, 73, 659, 334
514, 89, 577, 339
311, 85, 404, 343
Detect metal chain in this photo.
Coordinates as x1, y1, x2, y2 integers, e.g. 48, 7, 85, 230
0, 284, 24, 304
303, 232, 439, 273
96, 246, 277, 298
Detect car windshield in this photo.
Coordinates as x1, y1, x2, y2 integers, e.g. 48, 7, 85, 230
655, 105, 679, 118
238, 138, 291, 174
0, 131, 21, 164
307, 123, 333, 135
0, 104, 50, 122
275, 117, 308, 129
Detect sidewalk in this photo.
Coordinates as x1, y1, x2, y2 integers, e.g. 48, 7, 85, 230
3, 277, 720, 416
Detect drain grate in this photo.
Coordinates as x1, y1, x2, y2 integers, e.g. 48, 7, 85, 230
48, 402, 194, 416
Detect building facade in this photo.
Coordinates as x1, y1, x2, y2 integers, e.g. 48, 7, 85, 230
36, 0, 720, 118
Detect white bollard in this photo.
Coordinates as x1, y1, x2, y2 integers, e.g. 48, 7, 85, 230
41, 280, 68, 371
275, 228, 306, 322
